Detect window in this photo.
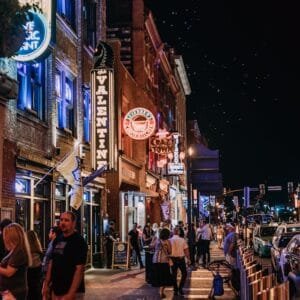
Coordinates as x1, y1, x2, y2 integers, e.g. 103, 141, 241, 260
17, 61, 45, 120
83, 87, 91, 142
83, 0, 97, 48
56, 69, 75, 133
56, 0, 76, 30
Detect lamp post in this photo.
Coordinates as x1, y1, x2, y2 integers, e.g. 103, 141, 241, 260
187, 147, 193, 227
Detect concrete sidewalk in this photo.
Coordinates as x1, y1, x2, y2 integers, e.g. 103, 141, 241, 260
83, 242, 236, 299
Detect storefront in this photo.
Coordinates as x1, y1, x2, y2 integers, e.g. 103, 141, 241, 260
119, 191, 146, 241
15, 169, 52, 248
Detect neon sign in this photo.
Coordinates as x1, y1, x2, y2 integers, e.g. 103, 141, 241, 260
123, 107, 156, 140
13, 9, 51, 62
91, 68, 115, 170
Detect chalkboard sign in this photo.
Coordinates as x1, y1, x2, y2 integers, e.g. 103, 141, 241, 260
112, 242, 129, 269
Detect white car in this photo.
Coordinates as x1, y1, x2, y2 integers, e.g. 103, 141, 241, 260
272, 223, 300, 246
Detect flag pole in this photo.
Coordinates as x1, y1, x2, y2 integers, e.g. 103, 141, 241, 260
33, 149, 76, 189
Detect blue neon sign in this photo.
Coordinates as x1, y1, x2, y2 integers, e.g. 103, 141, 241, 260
13, 10, 50, 62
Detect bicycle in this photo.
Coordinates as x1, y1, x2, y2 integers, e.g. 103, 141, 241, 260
208, 259, 239, 299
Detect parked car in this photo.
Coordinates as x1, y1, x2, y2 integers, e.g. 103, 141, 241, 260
253, 224, 277, 257
278, 234, 300, 299
271, 232, 296, 273
246, 214, 273, 227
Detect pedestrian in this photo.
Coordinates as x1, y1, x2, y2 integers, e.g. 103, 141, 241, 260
128, 223, 144, 269
169, 225, 191, 296
187, 223, 196, 266
27, 230, 43, 300
223, 223, 238, 268
151, 228, 173, 298
177, 221, 185, 238
0, 219, 12, 262
142, 224, 154, 283
0, 223, 32, 300
216, 224, 224, 249
104, 221, 118, 268
41, 226, 61, 300
42, 211, 88, 300
197, 218, 213, 268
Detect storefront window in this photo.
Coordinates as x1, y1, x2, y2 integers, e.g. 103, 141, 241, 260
34, 201, 51, 247
16, 198, 30, 231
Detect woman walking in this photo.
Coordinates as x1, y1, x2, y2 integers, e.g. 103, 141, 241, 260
0, 223, 32, 300
27, 230, 43, 300
216, 224, 224, 249
151, 228, 173, 299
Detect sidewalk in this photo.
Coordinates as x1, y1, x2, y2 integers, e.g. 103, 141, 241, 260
84, 242, 235, 299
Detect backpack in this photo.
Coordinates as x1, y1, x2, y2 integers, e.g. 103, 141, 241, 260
213, 273, 224, 296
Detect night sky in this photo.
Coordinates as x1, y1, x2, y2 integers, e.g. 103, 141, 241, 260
147, 0, 300, 189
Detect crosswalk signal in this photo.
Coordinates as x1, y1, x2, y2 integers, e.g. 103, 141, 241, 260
259, 184, 265, 195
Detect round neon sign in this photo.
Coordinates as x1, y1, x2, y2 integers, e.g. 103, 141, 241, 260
123, 107, 156, 140
13, 10, 50, 62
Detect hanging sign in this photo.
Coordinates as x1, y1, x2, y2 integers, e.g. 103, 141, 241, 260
167, 133, 184, 175
13, 0, 52, 62
91, 68, 115, 170
123, 107, 156, 140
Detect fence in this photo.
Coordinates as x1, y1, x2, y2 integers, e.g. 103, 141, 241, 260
237, 245, 290, 300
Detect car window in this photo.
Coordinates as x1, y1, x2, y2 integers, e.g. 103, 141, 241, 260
287, 227, 300, 233
260, 226, 277, 237
279, 236, 293, 248
287, 239, 299, 252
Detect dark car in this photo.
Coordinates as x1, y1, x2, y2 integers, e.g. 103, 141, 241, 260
271, 232, 296, 273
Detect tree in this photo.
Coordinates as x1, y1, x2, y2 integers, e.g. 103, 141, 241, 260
0, 0, 39, 58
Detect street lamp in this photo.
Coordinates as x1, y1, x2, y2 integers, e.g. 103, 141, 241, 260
187, 147, 194, 227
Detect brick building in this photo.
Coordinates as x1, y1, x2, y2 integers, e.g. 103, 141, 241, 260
0, 0, 190, 267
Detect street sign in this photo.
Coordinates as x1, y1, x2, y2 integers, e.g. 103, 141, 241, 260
267, 185, 282, 191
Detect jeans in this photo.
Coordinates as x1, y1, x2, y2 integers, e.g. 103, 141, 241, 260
171, 257, 187, 292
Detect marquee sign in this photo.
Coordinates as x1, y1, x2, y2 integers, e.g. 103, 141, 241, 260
123, 107, 156, 140
167, 133, 185, 175
13, 0, 52, 62
91, 68, 115, 170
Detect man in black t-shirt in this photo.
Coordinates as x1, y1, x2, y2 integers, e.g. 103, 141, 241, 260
128, 223, 144, 269
42, 211, 88, 299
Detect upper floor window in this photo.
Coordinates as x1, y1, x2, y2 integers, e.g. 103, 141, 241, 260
83, 87, 91, 142
83, 0, 97, 48
17, 61, 45, 121
56, 69, 75, 134
56, 0, 76, 30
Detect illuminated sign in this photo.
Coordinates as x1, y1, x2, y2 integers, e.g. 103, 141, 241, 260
91, 68, 115, 170
167, 162, 185, 175
13, 7, 52, 62
123, 107, 156, 140
167, 133, 185, 175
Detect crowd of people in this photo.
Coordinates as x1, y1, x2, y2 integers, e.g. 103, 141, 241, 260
103, 218, 240, 299
0, 211, 88, 300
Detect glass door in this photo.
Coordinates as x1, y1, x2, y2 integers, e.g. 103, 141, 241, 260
33, 200, 51, 248
15, 198, 30, 231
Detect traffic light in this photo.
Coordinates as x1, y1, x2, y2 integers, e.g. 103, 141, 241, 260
259, 184, 265, 195
288, 182, 294, 194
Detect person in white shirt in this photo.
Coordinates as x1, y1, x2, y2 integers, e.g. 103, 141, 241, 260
196, 218, 213, 268
169, 226, 191, 296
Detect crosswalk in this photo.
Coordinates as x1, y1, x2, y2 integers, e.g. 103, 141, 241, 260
164, 242, 237, 299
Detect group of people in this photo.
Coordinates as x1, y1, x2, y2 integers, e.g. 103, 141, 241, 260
0, 211, 88, 300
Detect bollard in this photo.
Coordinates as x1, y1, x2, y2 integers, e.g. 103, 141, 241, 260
276, 281, 289, 300
250, 279, 261, 299
246, 264, 258, 277
244, 259, 257, 269
262, 274, 275, 290
248, 270, 262, 283
256, 289, 269, 300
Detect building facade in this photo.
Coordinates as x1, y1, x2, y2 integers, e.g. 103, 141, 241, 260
0, 0, 190, 267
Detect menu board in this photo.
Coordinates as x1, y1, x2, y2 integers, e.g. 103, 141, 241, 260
112, 242, 129, 269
